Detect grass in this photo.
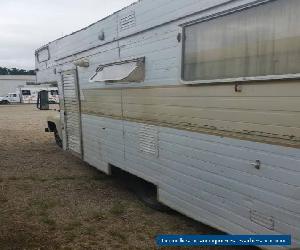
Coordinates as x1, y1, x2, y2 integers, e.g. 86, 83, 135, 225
91, 174, 109, 181
40, 216, 56, 228
2, 175, 106, 183
29, 197, 60, 211
82, 226, 97, 236
108, 230, 127, 242
109, 202, 126, 216
63, 221, 82, 232
7, 176, 18, 181
64, 231, 77, 242
0, 104, 259, 250
88, 210, 107, 221
0, 193, 8, 203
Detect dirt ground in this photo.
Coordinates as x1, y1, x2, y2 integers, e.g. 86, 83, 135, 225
0, 105, 257, 250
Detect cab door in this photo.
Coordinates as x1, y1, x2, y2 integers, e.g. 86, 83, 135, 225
11, 94, 19, 102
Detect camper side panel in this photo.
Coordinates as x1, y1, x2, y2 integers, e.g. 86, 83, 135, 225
79, 114, 300, 247
35, 0, 300, 248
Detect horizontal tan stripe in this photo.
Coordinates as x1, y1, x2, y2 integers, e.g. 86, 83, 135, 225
81, 81, 300, 148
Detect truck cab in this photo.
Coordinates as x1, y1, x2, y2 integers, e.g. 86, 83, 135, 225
0, 93, 20, 104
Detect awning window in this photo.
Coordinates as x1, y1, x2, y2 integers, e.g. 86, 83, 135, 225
89, 57, 145, 83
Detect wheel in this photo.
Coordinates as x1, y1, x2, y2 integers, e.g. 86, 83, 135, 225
54, 129, 63, 148
2, 100, 10, 105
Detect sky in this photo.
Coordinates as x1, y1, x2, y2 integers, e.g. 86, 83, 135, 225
0, 0, 136, 70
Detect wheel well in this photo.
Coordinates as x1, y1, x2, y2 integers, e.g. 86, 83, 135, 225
47, 121, 57, 132
109, 165, 171, 212
110, 165, 157, 192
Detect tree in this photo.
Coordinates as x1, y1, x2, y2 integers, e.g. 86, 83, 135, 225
0, 67, 36, 75
0, 67, 9, 75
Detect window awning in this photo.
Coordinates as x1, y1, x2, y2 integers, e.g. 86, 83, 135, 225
89, 57, 145, 83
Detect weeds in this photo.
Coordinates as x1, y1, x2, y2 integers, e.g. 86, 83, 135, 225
40, 216, 56, 229
63, 220, 82, 231
29, 197, 60, 211
89, 210, 107, 221
108, 230, 127, 242
82, 226, 96, 236
8, 176, 17, 181
0, 193, 8, 203
109, 202, 126, 216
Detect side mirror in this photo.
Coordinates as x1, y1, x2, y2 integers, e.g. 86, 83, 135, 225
37, 90, 49, 110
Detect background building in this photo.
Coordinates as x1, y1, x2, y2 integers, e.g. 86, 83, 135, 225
0, 75, 36, 96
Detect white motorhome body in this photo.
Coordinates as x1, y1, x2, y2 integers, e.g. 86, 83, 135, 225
35, 0, 300, 248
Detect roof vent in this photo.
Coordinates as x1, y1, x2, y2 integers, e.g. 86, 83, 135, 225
120, 11, 136, 30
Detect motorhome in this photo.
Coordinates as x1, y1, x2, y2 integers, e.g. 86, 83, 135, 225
36, 0, 300, 248
0, 86, 59, 104
19, 86, 59, 104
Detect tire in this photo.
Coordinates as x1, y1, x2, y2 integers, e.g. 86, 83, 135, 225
54, 129, 63, 148
2, 100, 10, 105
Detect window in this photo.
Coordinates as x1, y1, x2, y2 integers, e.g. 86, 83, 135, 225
51, 90, 58, 95
13, 94, 17, 97
90, 57, 145, 83
36, 46, 50, 63
182, 0, 300, 82
22, 90, 31, 96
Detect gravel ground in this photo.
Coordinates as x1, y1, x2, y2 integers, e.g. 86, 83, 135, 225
0, 105, 257, 250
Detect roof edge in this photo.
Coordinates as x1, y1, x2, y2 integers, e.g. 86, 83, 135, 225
35, 0, 140, 53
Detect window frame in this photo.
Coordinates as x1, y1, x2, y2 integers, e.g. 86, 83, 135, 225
179, 0, 300, 85
21, 90, 31, 96
89, 57, 145, 84
36, 46, 50, 63
51, 90, 59, 96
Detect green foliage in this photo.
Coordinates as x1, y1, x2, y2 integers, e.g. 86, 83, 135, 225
0, 67, 35, 75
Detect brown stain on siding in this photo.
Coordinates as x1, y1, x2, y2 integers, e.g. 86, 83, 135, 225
81, 80, 300, 148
